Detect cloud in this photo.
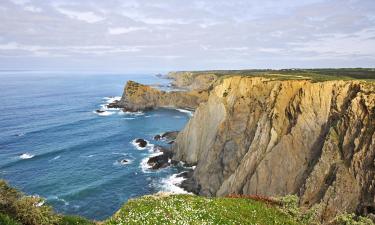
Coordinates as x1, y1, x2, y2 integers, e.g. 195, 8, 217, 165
23, 6, 42, 13
0, 42, 141, 57
0, 0, 374, 70
108, 27, 148, 35
56, 7, 105, 23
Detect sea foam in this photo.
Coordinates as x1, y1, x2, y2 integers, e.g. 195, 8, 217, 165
176, 108, 194, 117
160, 173, 190, 194
19, 153, 34, 159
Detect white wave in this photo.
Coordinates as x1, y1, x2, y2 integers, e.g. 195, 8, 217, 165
176, 108, 194, 117
121, 117, 135, 120
114, 159, 133, 166
160, 173, 190, 194
93, 110, 115, 116
19, 153, 34, 159
49, 196, 69, 206
104, 96, 121, 104
49, 155, 61, 161
120, 111, 144, 116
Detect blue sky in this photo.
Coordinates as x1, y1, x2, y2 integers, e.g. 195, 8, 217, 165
0, 0, 374, 72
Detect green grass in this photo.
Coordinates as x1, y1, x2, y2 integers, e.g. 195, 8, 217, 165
106, 194, 300, 225
177, 68, 375, 82
0, 213, 21, 225
58, 215, 96, 225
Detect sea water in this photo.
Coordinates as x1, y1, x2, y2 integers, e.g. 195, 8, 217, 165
0, 71, 190, 220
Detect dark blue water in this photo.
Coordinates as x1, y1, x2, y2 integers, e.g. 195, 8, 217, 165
0, 71, 190, 220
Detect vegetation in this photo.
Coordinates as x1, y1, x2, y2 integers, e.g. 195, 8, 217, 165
0, 180, 95, 225
106, 194, 300, 225
177, 68, 375, 82
332, 213, 375, 225
2, 179, 374, 224
0, 213, 21, 225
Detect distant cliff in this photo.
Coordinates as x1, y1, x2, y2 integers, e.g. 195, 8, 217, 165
116, 80, 209, 111
118, 72, 375, 222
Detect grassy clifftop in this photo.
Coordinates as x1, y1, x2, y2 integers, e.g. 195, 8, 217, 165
168, 68, 375, 82
106, 194, 300, 225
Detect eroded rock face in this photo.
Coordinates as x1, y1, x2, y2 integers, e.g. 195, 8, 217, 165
172, 76, 375, 222
117, 81, 209, 111
167, 72, 217, 91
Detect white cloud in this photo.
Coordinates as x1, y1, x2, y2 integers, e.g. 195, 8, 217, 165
0, 42, 141, 56
56, 8, 105, 23
24, 6, 42, 13
121, 11, 190, 25
108, 27, 148, 35
9, 0, 30, 5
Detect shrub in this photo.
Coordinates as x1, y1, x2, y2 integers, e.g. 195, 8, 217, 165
332, 213, 374, 225
0, 180, 59, 225
59, 215, 95, 225
277, 195, 319, 225
0, 213, 21, 225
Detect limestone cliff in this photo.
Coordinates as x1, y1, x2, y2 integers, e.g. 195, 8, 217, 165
116, 80, 209, 111
167, 71, 218, 91
172, 76, 375, 222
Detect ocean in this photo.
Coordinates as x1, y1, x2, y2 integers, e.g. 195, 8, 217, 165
0, 71, 191, 220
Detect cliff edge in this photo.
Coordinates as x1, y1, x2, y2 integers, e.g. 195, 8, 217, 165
172, 76, 374, 222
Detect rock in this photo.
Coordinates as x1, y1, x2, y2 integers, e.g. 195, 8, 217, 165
119, 159, 129, 165
154, 134, 161, 140
161, 131, 179, 141
95, 109, 105, 113
147, 154, 169, 170
107, 100, 120, 108
147, 148, 173, 170
172, 76, 375, 222
115, 80, 209, 111
135, 139, 147, 148
176, 170, 194, 179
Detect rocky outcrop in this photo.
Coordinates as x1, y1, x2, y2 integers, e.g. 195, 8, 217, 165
116, 81, 209, 111
172, 76, 375, 222
167, 71, 218, 91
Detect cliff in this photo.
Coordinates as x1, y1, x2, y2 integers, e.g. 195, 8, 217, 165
171, 76, 375, 222
116, 72, 375, 222
167, 71, 218, 91
116, 80, 209, 111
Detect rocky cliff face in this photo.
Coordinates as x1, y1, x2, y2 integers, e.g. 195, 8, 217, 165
167, 71, 218, 91
116, 80, 209, 111
172, 76, 375, 222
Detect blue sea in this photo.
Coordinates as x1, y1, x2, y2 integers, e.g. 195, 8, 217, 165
0, 71, 191, 220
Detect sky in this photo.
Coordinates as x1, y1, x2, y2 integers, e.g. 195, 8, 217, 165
0, 0, 374, 73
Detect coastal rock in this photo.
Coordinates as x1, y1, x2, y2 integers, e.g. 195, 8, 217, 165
119, 159, 129, 165
172, 76, 375, 222
147, 149, 173, 170
116, 80, 209, 112
135, 138, 147, 148
95, 109, 105, 113
161, 131, 179, 141
107, 100, 120, 108
154, 134, 161, 140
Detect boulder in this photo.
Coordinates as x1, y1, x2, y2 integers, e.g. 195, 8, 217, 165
161, 131, 179, 141
154, 134, 161, 140
135, 139, 147, 148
